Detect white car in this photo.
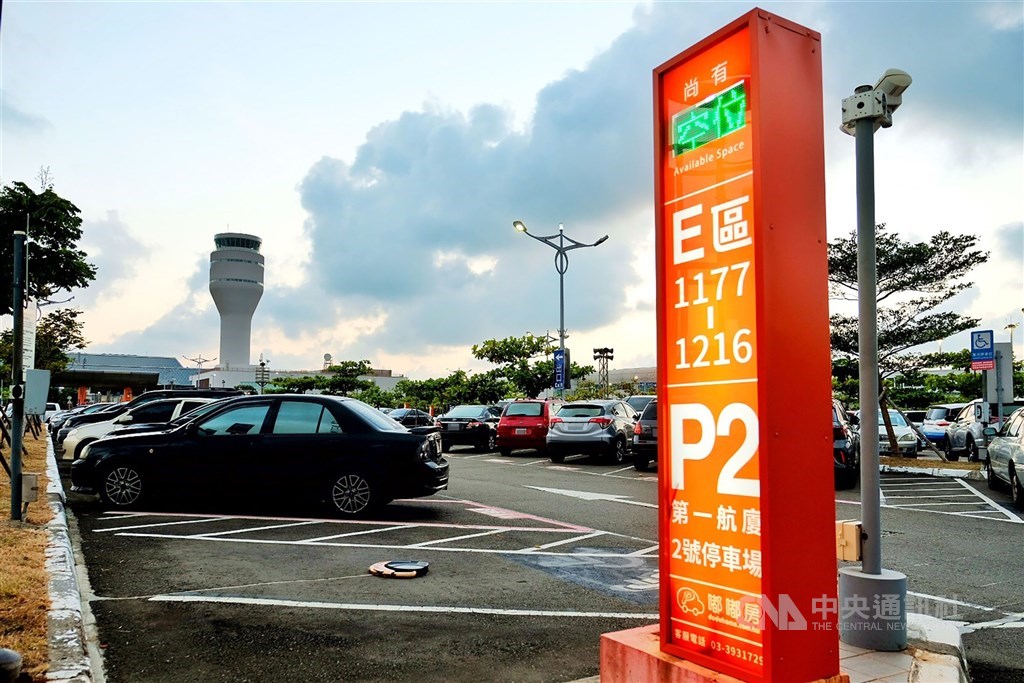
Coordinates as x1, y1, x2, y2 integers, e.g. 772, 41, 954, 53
984, 407, 1024, 510
62, 397, 216, 460
856, 410, 919, 456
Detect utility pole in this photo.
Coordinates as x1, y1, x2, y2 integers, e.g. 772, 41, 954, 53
10, 229, 27, 521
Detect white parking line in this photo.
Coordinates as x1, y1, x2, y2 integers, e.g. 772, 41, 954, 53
97, 517, 231, 532
526, 531, 606, 551
406, 528, 507, 547
193, 521, 323, 538
151, 594, 659, 620
299, 525, 414, 544
953, 478, 1022, 522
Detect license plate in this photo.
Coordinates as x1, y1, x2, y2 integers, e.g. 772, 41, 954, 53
515, 428, 527, 435
567, 423, 584, 432
652, 427, 658, 438
447, 423, 460, 431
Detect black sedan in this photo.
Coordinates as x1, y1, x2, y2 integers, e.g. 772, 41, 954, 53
436, 405, 502, 452
388, 407, 438, 428
71, 394, 448, 516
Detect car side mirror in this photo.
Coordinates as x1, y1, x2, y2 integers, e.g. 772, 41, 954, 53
115, 414, 133, 424
983, 427, 997, 437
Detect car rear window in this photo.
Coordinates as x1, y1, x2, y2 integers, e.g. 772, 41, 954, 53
926, 407, 952, 420
505, 402, 543, 417
559, 405, 603, 418
445, 405, 488, 418
641, 402, 658, 420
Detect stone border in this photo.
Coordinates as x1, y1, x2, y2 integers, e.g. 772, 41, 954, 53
907, 613, 970, 682
44, 439, 93, 682
880, 464, 985, 481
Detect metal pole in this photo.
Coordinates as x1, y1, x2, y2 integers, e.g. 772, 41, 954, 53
10, 230, 27, 521
855, 108, 881, 576
558, 230, 566, 399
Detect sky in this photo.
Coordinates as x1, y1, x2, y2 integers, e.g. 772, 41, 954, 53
2, 1, 1022, 381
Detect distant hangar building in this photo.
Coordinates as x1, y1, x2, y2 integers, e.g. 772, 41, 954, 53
209, 233, 264, 370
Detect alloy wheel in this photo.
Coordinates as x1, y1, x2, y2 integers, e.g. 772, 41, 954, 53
103, 467, 143, 507
331, 474, 372, 515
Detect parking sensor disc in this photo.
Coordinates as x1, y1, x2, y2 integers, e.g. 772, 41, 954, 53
369, 560, 429, 578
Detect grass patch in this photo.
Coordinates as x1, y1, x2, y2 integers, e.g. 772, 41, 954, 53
880, 455, 983, 471
0, 426, 53, 680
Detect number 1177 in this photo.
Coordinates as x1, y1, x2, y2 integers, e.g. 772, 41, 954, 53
674, 261, 749, 308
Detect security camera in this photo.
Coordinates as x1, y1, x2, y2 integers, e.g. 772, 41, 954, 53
874, 69, 912, 101
874, 69, 911, 126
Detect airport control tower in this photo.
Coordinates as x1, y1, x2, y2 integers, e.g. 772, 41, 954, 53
209, 233, 264, 369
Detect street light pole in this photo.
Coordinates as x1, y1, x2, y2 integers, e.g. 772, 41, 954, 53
513, 221, 608, 397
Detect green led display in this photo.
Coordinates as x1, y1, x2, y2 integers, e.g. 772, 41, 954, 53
672, 81, 747, 156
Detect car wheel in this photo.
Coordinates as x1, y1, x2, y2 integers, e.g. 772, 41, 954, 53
498, 447, 512, 457
549, 451, 565, 464
986, 458, 999, 490
609, 437, 627, 464
441, 441, 451, 453
329, 472, 376, 517
943, 438, 953, 460
966, 437, 979, 462
99, 465, 145, 509
633, 454, 650, 472
1011, 468, 1024, 512
476, 432, 497, 453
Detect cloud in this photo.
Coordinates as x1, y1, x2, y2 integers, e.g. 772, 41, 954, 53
994, 221, 1023, 257
0, 92, 53, 134
71, 211, 149, 308
95, 1, 1022, 374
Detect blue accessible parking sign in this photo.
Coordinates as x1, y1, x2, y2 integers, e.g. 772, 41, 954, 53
970, 330, 994, 370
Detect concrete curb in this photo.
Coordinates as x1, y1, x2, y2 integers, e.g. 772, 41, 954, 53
44, 440, 93, 683
907, 613, 970, 682
880, 464, 985, 481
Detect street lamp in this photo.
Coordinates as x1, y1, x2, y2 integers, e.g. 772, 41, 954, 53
838, 68, 912, 651
514, 220, 609, 397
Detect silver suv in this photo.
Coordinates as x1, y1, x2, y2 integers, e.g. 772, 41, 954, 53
546, 399, 638, 464
945, 399, 1024, 462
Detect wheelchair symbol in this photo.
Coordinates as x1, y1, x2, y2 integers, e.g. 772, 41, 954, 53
973, 335, 991, 349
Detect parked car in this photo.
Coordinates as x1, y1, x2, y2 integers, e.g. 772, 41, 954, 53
109, 396, 240, 437
495, 399, 563, 456
388, 408, 438, 428
856, 410, 919, 456
62, 397, 218, 460
945, 399, 1024, 462
70, 394, 448, 516
546, 399, 639, 464
436, 405, 502, 452
983, 407, 1024, 510
625, 395, 656, 414
832, 399, 860, 490
631, 399, 657, 471
43, 403, 62, 421
919, 403, 967, 449
56, 388, 242, 447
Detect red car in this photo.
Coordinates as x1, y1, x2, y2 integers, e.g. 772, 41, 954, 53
496, 399, 563, 456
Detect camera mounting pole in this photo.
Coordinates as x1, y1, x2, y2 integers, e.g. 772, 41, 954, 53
838, 69, 912, 652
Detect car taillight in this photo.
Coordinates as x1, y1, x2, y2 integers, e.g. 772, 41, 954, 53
634, 422, 642, 435
589, 417, 613, 427
467, 421, 482, 428
550, 417, 564, 425
935, 420, 949, 426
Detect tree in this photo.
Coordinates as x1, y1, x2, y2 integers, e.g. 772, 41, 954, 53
0, 308, 87, 376
828, 224, 989, 452
319, 360, 374, 396
472, 334, 594, 398
0, 181, 97, 314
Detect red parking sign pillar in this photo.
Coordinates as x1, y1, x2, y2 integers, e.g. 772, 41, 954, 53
600, 9, 840, 683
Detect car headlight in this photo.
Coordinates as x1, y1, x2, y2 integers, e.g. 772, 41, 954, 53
898, 434, 916, 443
81, 444, 91, 459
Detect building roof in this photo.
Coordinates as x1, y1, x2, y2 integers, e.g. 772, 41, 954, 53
62, 353, 195, 387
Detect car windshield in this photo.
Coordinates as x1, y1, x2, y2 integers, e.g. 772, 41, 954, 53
445, 406, 487, 418
389, 409, 411, 418
343, 399, 406, 431
169, 400, 226, 426
878, 412, 908, 427
505, 402, 543, 417
559, 405, 604, 418
626, 396, 653, 412
641, 401, 657, 420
